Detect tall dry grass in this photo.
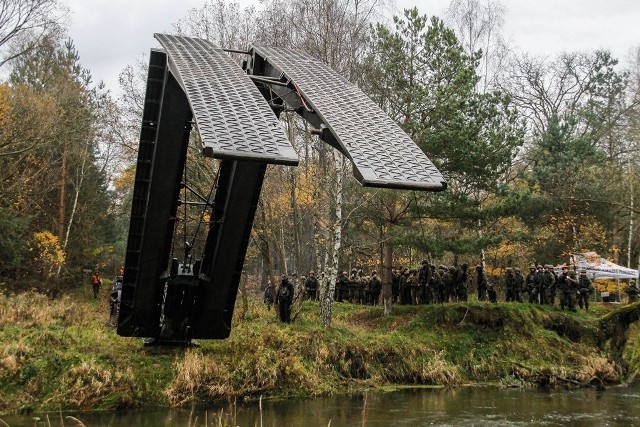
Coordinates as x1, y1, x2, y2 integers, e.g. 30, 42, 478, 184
0, 291, 91, 328
0, 289, 633, 413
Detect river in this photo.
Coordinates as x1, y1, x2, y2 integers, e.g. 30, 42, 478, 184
3, 384, 640, 426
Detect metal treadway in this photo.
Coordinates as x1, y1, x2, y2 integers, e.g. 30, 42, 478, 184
248, 45, 446, 191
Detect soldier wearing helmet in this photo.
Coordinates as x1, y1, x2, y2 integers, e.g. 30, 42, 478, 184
577, 270, 593, 310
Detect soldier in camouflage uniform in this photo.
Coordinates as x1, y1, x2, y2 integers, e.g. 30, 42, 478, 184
487, 283, 497, 303
348, 269, 358, 303
626, 280, 639, 303
444, 266, 455, 302
408, 269, 420, 304
438, 266, 450, 303
455, 264, 469, 302
369, 271, 382, 305
476, 265, 488, 301
304, 271, 318, 301
504, 268, 515, 302
360, 271, 371, 305
431, 265, 443, 304
544, 265, 557, 305
335, 271, 348, 302
392, 268, 401, 303
577, 270, 593, 310
534, 265, 546, 304
418, 260, 432, 304
398, 268, 410, 305
513, 267, 524, 302
525, 265, 537, 303
557, 266, 578, 312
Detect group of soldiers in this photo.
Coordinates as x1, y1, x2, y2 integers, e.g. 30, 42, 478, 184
300, 261, 471, 306
266, 261, 639, 320
390, 262, 470, 305
303, 262, 470, 306
507, 264, 595, 311
303, 269, 383, 306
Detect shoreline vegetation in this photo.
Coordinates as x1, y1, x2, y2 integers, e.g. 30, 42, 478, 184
1, 287, 639, 416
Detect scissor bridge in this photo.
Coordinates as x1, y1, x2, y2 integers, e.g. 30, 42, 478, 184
117, 34, 445, 342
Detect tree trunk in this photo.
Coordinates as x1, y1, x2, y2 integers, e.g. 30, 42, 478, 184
321, 152, 345, 327
56, 140, 90, 278
382, 219, 393, 316
239, 271, 249, 319
58, 139, 67, 242
628, 162, 634, 268
319, 268, 335, 327
477, 218, 486, 267
289, 169, 302, 276
257, 206, 277, 312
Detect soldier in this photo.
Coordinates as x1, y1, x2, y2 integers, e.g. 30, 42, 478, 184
487, 283, 497, 303
392, 268, 401, 303
513, 267, 524, 302
369, 271, 382, 305
476, 265, 488, 301
455, 264, 469, 302
544, 265, 557, 305
399, 268, 411, 305
336, 271, 348, 302
438, 265, 450, 303
418, 259, 432, 304
430, 264, 441, 304
557, 266, 578, 312
277, 274, 295, 323
447, 266, 457, 302
348, 268, 359, 303
504, 268, 515, 302
525, 265, 537, 303
577, 270, 594, 310
304, 271, 318, 301
263, 281, 274, 309
626, 280, 639, 304
407, 269, 420, 305
360, 271, 371, 305
549, 265, 559, 302
534, 265, 546, 304
356, 269, 368, 304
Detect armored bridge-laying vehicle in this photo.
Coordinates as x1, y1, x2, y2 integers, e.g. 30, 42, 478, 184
116, 34, 445, 344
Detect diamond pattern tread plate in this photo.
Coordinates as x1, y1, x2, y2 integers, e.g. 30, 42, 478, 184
252, 46, 446, 191
155, 34, 298, 165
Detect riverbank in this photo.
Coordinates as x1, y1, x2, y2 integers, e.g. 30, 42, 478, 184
1, 288, 638, 415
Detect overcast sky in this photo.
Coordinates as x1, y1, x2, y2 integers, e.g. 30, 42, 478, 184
63, 0, 640, 96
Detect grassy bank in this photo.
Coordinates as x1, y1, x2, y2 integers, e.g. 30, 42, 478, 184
0, 288, 638, 415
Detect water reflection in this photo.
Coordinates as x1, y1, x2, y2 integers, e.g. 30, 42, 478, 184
3, 385, 640, 426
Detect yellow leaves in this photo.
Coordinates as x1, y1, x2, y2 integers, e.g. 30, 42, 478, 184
592, 279, 623, 295
113, 165, 135, 193
295, 167, 317, 208
0, 83, 62, 157
0, 83, 9, 127
262, 165, 318, 217
31, 231, 65, 278
493, 240, 528, 260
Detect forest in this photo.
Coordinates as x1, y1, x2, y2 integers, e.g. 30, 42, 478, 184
1, 0, 639, 304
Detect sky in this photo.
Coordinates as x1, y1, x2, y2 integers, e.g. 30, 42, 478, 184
62, 0, 640, 96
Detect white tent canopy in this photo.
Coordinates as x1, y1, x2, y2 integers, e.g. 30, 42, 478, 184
571, 252, 639, 280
